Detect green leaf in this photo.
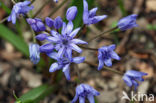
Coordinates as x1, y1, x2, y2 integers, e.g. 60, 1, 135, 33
0, 24, 29, 56
70, 0, 94, 28
117, 0, 127, 16
16, 84, 55, 103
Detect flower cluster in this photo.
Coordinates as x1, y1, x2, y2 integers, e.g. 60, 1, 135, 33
8, 0, 148, 103
8, 1, 33, 24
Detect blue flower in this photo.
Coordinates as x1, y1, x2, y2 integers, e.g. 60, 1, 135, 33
66, 6, 77, 21
29, 43, 40, 64
35, 33, 47, 41
8, 1, 33, 24
123, 70, 147, 90
46, 21, 88, 59
98, 44, 120, 70
27, 18, 46, 32
45, 17, 54, 28
117, 14, 138, 31
71, 84, 100, 103
48, 52, 85, 80
54, 16, 63, 29
83, 0, 107, 25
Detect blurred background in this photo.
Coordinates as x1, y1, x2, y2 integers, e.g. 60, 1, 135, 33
0, 0, 156, 103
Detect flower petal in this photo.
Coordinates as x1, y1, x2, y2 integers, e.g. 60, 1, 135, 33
91, 15, 107, 24
49, 62, 59, 72
98, 59, 104, 70
110, 51, 120, 60
63, 64, 70, 80
70, 43, 82, 53
79, 96, 85, 103
104, 58, 112, 67
71, 39, 88, 44
69, 28, 80, 38
73, 57, 85, 64
57, 46, 65, 58
66, 21, 73, 34
87, 94, 95, 103
89, 7, 98, 17
123, 75, 132, 87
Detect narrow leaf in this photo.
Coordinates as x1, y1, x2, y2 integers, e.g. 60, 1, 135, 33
16, 84, 55, 103
0, 24, 29, 56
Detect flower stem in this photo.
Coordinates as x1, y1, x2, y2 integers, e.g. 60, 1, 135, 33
87, 27, 118, 43
79, 45, 98, 51
33, 0, 52, 18
84, 61, 123, 75
48, 0, 68, 17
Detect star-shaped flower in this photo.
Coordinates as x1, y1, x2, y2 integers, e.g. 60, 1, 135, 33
123, 70, 147, 90
83, 0, 107, 25
48, 52, 85, 80
8, 1, 33, 24
71, 84, 100, 103
98, 44, 120, 70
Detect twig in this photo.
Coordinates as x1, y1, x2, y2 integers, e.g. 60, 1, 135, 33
11, 0, 16, 4
79, 45, 98, 51
87, 27, 118, 43
84, 61, 123, 75
0, 16, 8, 24
48, 0, 68, 17
33, 0, 52, 18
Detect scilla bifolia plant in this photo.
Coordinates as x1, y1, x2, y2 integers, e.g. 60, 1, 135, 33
4, 0, 148, 102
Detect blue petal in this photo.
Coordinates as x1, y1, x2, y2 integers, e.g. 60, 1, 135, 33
89, 7, 98, 17
91, 15, 107, 24
108, 44, 116, 50
47, 52, 58, 60
70, 43, 82, 53
87, 94, 95, 103
79, 96, 85, 103
98, 59, 104, 70
61, 22, 66, 35
126, 70, 147, 78
66, 21, 73, 34
57, 47, 65, 58
123, 75, 132, 87
51, 30, 59, 38
63, 64, 70, 80
104, 58, 112, 67
46, 36, 60, 43
73, 57, 85, 64
71, 93, 79, 103
132, 80, 139, 91
35, 33, 47, 41
110, 51, 120, 60
69, 28, 80, 38
71, 39, 88, 44
66, 6, 77, 21
65, 48, 72, 61
49, 62, 59, 72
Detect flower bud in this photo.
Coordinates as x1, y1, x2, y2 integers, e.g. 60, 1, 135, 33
35, 33, 47, 41
27, 18, 46, 32
66, 6, 77, 21
117, 14, 138, 31
29, 43, 40, 64
45, 17, 54, 28
39, 43, 54, 53
54, 16, 63, 29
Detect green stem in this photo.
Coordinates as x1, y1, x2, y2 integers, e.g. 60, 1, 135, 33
48, 0, 68, 17
87, 27, 118, 43
84, 61, 123, 75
